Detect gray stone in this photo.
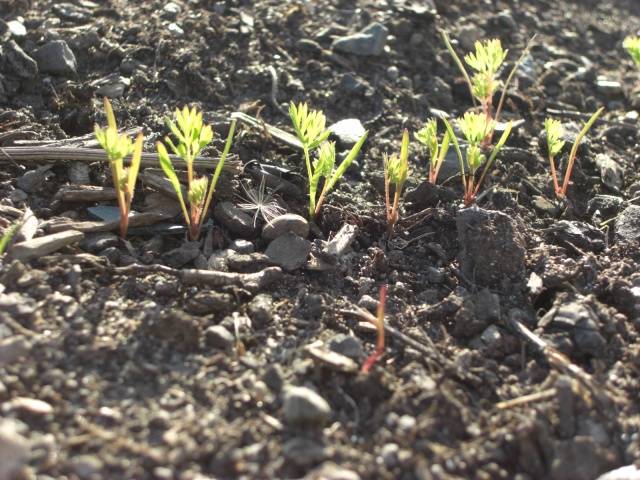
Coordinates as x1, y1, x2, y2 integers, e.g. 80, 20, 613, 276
262, 213, 309, 240
458, 24, 485, 51
34, 40, 77, 76
551, 436, 612, 480
595, 77, 623, 97
227, 252, 273, 273
0, 336, 31, 366
304, 463, 361, 480
615, 205, 640, 243
167, 23, 184, 37
479, 325, 503, 351
204, 325, 235, 351
332, 22, 388, 56
163, 241, 200, 268
247, 293, 273, 328
593, 154, 624, 192
265, 232, 311, 271
282, 386, 331, 428
207, 249, 233, 271
230, 239, 254, 254
587, 195, 624, 219
185, 291, 233, 315
10, 230, 85, 262
162, 2, 182, 19
68, 161, 91, 184
0, 420, 30, 480
456, 208, 526, 287
328, 118, 366, 147
7, 20, 27, 38
380, 443, 400, 468
95, 76, 130, 98
71, 455, 104, 479
386, 65, 399, 81
17, 165, 54, 192
283, 437, 327, 467
3, 40, 37, 78
329, 334, 364, 360
547, 220, 605, 252
214, 202, 258, 237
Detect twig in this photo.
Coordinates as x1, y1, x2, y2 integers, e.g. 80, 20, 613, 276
495, 388, 557, 409
268, 65, 287, 116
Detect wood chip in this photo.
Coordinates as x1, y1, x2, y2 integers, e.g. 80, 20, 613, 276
45, 212, 170, 234
9, 230, 85, 261
55, 185, 117, 202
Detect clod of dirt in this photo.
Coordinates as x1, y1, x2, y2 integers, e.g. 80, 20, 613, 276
593, 153, 624, 192
247, 293, 274, 328
162, 241, 200, 268
456, 208, 526, 288
204, 325, 235, 352
3, 40, 37, 79
33, 40, 77, 76
265, 232, 311, 271
615, 205, 640, 242
545, 220, 605, 252
185, 291, 234, 315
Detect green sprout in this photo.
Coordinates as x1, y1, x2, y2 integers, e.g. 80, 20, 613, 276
384, 129, 409, 236
544, 107, 604, 199
157, 106, 237, 240
440, 30, 535, 144
289, 102, 367, 218
443, 112, 512, 206
0, 221, 20, 256
95, 97, 143, 238
624, 36, 640, 68
415, 118, 450, 184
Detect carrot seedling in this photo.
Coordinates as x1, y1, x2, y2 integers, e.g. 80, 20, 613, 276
544, 107, 604, 198
157, 106, 237, 240
384, 129, 409, 236
415, 118, 450, 184
624, 36, 640, 68
95, 97, 143, 238
443, 112, 512, 206
361, 284, 387, 374
289, 102, 368, 218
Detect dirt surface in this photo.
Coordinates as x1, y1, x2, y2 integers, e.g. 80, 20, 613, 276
1, 0, 640, 479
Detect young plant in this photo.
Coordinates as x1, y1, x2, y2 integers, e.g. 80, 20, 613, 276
624, 36, 640, 68
0, 220, 20, 256
95, 97, 143, 238
415, 118, 451, 184
384, 129, 409, 236
544, 107, 604, 198
443, 112, 512, 206
157, 106, 236, 240
289, 102, 368, 218
361, 284, 387, 374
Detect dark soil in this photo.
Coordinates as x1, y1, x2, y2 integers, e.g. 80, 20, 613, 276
1, 0, 640, 479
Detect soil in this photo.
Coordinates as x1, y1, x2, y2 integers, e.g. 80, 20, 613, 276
1, 0, 640, 479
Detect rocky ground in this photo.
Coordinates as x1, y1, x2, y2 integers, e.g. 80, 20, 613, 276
1, 0, 640, 479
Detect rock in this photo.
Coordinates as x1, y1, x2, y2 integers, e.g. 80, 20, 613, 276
304, 462, 361, 480
162, 2, 182, 19
479, 325, 503, 352
95, 75, 130, 98
185, 291, 233, 315
163, 241, 200, 268
265, 232, 311, 271
71, 455, 104, 479
488, 10, 517, 31
332, 22, 388, 56
7, 20, 27, 38
0, 420, 30, 480
338, 73, 372, 95
0, 291, 37, 316
458, 24, 485, 51
386, 65, 399, 81
262, 214, 309, 240
226, 252, 273, 273
456, 208, 526, 287
80, 232, 118, 253
167, 23, 184, 37
587, 195, 624, 219
380, 443, 400, 468
68, 161, 91, 184
616, 205, 640, 242
328, 119, 366, 147
0, 336, 31, 366
214, 202, 258, 237
10, 230, 85, 262
405, 181, 457, 208
52, 2, 92, 22
595, 77, 623, 97
204, 325, 235, 351
357, 294, 378, 312
282, 386, 331, 428
33, 40, 77, 76
546, 220, 605, 252
207, 249, 233, 271
6, 397, 53, 415
532, 195, 560, 216
247, 293, 273, 328
551, 436, 615, 480
230, 239, 254, 254
593, 154, 624, 192
597, 465, 640, 480
283, 437, 327, 467
17, 165, 54, 192
329, 334, 364, 360
3, 40, 38, 78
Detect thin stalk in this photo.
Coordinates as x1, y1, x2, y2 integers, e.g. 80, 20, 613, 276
439, 29, 477, 107
442, 119, 468, 194
314, 182, 330, 217
474, 122, 513, 198
548, 155, 560, 194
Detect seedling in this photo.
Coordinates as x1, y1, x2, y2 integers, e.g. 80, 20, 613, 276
157, 106, 237, 240
95, 97, 143, 238
544, 107, 604, 198
624, 36, 640, 68
384, 129, 409, 236
414, 118, 450, 184
0, 221, 20, 256
361, 284, 387, 374
440, 31, 534, 143
289, 102, 368, 218
443, 112, 512, 206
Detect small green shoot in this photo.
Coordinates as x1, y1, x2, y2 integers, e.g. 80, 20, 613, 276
361, 284, 387, 374
157, 106, 236, 240
289, 102, 368, 218
95, 97, 143, 238
384, 129, 409, 236
444, 112, 512, 206
415, 118, 450, 184
0, 221, 20, 256
544, 107, 604, 198
624, 36, 640, 68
